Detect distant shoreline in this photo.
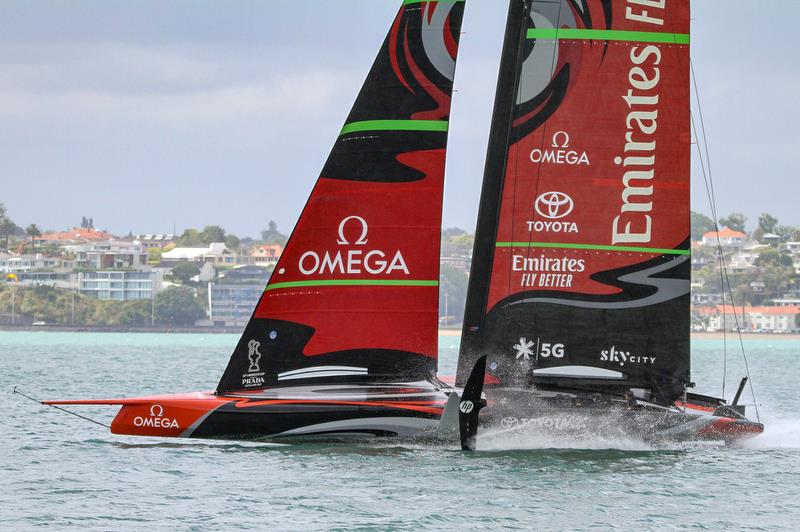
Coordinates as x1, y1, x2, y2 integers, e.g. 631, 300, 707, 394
692, 332, 800, 341
1, 325, 798, 340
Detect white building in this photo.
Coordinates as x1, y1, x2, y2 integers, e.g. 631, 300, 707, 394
708, 305, 800, 333
0, 253, 64, 273
700, 228, 748, 251
78, 270, 163, 301
61, 240, 148, 269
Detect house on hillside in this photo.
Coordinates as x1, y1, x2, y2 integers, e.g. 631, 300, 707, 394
251, 244, 283, 266
39, 227, 116, 243
700, 228, 748, 251
708, 305, 800, 333
134, 234, 176, 249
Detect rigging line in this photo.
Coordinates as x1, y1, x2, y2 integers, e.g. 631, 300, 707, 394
690, 61, 760, 421
690, 107, 728, 398
12, 386, 110, 429
691, 60, 758, 419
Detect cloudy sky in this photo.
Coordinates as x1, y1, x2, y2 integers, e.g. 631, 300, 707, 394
1, 1, 797, 238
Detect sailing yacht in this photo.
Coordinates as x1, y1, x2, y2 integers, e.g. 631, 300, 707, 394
45, 0, 763, 447
456, 0, 763, 446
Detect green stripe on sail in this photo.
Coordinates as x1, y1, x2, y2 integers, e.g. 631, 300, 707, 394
496, 242, 690, 256
527, 28, 690, 45
266, 279, 439, 291
340, 120, 449, 136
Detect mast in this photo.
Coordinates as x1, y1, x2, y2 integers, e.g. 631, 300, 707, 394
457, 0, 691, 404
217, 0, 467, 394
459, 0, 531, 383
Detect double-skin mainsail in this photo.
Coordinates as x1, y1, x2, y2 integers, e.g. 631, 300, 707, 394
458, 0, 691, 405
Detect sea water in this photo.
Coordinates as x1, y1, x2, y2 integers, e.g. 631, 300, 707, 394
1, 332, 799, 530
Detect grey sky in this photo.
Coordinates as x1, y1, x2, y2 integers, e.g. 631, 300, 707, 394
1, 1, 797, 238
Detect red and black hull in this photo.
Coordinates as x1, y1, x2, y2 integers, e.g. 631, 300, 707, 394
46, 381, 454, 442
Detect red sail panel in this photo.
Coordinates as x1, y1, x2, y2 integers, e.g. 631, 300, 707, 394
490, 1, 690, 308
458, 0, 691, 403
217, 1, 466, 393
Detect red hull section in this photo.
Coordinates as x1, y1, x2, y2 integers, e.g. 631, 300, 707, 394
45, 387, 449, 440
46, 393, 230, 438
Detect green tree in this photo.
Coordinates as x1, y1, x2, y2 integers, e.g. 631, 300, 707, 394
225, 234, 241, 250
690, 211, 715, 241
719, 212, 747, 233
0, 203, 15, 250
154, 286, 205, 325
439, 264, 469, 325
200, 225, 226, 243
261, 220, 287, 246
25, 224, 41, 254
170, 261, 201, 284
261, 220, 279, 241
775, 225, 798, 242
758, 213, 779, 235
147, 248, 163, 264
754, 249, 794, 268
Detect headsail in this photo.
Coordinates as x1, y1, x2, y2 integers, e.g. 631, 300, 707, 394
217, 0, 466, 393
458, 0, 690, 404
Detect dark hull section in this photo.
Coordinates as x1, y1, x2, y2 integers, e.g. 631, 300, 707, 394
46, 381, 457, 443
191, 402, 442, 441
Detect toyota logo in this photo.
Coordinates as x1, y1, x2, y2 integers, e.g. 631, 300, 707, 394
535, 191, 574, 220
500, 417, 519, 429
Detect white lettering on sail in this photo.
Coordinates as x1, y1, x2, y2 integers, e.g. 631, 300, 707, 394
513, 255, 585, 289
299, 216, 409, 276
612, 45, 661, 245
625, 0, 665, 26
529, 131, 591, 166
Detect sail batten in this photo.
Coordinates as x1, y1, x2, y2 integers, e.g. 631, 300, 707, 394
458, 0, 691, 404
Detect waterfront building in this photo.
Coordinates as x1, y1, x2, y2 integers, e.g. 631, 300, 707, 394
208, 265, 271, 327
707, 305, 800, 333
0, 253, 64, 273
61, 240, 148, 270
78, 270, 163, 301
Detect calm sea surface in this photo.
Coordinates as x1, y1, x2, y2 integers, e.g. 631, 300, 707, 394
2, 332, 799, 531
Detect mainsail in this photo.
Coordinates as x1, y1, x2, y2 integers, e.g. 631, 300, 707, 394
458, 0, 691, 404
217, 0, 466, 393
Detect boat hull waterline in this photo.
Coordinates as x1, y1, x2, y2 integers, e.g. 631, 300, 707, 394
46, 383, 762, 445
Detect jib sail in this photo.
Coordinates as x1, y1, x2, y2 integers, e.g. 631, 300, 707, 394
457, 0, 690, 404
217, 0, 466, 393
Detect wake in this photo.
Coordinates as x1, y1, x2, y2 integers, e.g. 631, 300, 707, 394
742, 417, 800, 449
